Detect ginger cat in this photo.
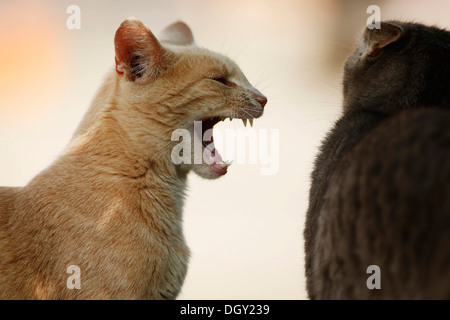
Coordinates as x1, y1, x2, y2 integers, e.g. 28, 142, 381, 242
0, 19, 267, 299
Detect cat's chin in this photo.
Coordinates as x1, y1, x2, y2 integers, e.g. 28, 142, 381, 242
192, 163, 227, 180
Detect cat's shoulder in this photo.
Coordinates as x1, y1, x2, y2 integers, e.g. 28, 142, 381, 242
362, 108, 450, 152
336, 108, 450, 192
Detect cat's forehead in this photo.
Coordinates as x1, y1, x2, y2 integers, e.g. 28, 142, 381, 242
164, 44, 238, 73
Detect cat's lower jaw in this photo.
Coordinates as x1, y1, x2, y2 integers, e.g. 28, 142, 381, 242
192, 162, 226, 179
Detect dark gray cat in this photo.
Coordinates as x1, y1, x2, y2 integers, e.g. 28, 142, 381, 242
305, 21, 450, 299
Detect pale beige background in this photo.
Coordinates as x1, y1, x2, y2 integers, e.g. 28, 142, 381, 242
0, 0, 449, 299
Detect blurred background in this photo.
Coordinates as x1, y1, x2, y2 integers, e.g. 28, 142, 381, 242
1, 0, 449, 299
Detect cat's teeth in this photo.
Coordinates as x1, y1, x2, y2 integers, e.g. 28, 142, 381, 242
249, 119, 253, 127
218, 160, 233, 168
242, 119, 248, 127
218, 162, 227, 169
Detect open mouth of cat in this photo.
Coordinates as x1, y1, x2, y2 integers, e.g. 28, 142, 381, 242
193, 115, 256, 176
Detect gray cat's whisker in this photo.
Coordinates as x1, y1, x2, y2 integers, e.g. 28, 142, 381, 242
312, 75, 341, 94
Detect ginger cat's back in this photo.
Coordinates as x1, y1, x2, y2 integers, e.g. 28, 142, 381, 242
0, 187, 19, 218
0, 187, 24, 299
0, 187, 19, 249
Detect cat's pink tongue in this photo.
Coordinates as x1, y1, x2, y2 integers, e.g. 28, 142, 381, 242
205, 143, 228, 175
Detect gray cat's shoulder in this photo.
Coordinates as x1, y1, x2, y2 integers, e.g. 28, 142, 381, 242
312, 108, 450, 299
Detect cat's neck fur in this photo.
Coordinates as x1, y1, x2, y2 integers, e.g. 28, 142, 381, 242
69, 70, 185, 182
55, 70, 188, 228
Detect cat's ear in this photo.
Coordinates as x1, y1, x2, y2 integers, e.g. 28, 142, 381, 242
363, 22, 403, 58
159, 21, 195, 46
114, 19, 169, 83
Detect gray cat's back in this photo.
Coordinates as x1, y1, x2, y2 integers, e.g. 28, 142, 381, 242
311, 109, 450, 299
305, 20, 450, 299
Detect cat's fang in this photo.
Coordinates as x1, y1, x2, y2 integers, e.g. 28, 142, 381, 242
218, 160, 233, 168
249, 119, 253, 127
218, 162, 227, 169
242, 119, 248, 127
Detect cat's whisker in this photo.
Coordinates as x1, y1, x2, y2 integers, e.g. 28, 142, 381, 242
240, 107, 262, 113
325, 39, 355, 51
252, 81, 274, 92
229, 42, 250, 63
240, 108, 254, 119
249, 69, 270, 85
220, 34, 228, 54
312, 75, 342, 94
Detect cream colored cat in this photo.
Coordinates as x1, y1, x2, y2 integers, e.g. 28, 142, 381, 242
0, 19, 266, 299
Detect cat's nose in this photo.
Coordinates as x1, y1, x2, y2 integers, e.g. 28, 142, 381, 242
255, 94, 267, 108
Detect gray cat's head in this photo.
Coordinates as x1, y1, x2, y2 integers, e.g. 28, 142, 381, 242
343, 21, 450, 114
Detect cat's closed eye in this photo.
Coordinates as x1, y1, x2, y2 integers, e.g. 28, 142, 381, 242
210, 77, 229, 86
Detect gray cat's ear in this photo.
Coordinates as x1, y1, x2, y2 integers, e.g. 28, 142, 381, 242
363, 22, 403, 58
159, 21, 195, 46
114, 18, 169, 83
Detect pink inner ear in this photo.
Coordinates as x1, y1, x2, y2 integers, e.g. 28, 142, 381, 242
114, 22, 140, 65
368, 43, 381, 57
114, 19, 167, 80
